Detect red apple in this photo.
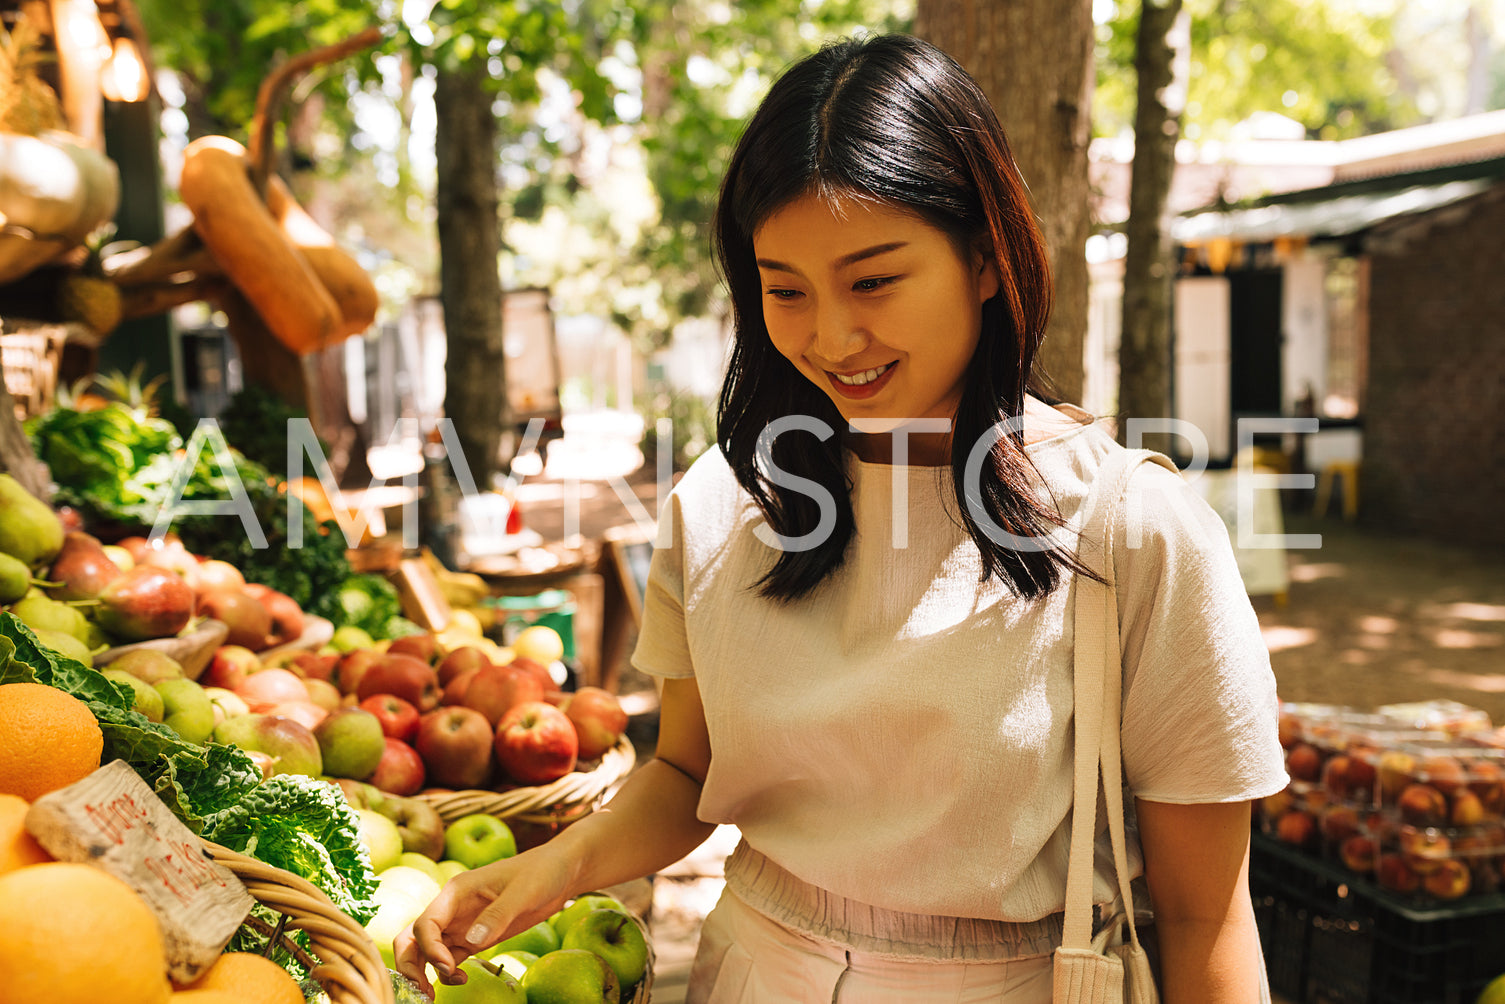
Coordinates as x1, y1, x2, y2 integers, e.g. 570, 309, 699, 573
335, 649, 382, 696
356, 653, 441, 711
197, 587, 273, 651
463, 664, 545, 727
1321, 755, 1354, 801
289, 651, 340, 683
494, 701, 578, 785
507, 656, 559, 696
202, 645, 261, 691
368, 737, 426, 796
388, 633, 441, 665
193, 559, 245, 595
415, 706, 495, 789
1319, 806, 1362, 844
1278, 712, 1303, 750
562, 687, 628, 760
360, 693, 421, 743
442, 668, 481, 707
259, 589, 306, 647
437, 646, 490, 687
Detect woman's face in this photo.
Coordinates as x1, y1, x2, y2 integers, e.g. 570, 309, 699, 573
753, 192, 999, 432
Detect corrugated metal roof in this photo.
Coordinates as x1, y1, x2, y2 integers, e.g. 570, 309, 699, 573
1173, 177, 1495, 243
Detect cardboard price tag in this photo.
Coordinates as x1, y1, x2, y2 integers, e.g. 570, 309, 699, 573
26, 759, 256, 984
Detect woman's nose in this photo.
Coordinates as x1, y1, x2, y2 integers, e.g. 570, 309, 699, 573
812, 300, 868, 362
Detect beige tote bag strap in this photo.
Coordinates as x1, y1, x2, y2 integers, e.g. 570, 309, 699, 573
1062, 447, 1179, 954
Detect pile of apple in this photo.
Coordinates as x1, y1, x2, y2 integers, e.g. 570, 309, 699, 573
1260, 701, 1505, 902
363, 825, 650, 1004
5, 527, 309, 668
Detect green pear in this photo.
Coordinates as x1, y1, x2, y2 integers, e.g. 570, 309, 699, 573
33, 627, 94, 666
0, 551, 38, 604
104, 648, 184, 685
102, 668, 165, 722
0, 474, 63, 568
10, 591, 94, 642
155, 678, 216, 744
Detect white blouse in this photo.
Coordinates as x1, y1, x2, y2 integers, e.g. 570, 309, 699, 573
632, 415, 1287, 923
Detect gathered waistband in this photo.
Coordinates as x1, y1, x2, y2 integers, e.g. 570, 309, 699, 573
721, 839, 1064, 963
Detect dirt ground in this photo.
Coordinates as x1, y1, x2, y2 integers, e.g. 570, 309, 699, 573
1251, 511, 1505, 726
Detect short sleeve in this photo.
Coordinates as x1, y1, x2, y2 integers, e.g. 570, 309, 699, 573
629, 491, 696, 680
1113, 463, 1288, 804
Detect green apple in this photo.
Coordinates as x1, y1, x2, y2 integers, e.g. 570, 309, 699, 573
365, 865, 443, 968
356, 807, 405, 873
493, 951, 536, 980
202, 685, 250, 725
520, 949, 620, 1004
102, 668, 164, 722
442, 814, 517, 870
314, 706, 387, 780
478, 919, 559, 960
548, 894, 621, 942
433, 958, 526, 1003
436, 859, 470, 884
330, 625, 376, 652
562, 908, 649, 992
398, 851, 443, 883
154, 677, 216, 744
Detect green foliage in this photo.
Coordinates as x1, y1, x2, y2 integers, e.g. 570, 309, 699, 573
1094, 0, 1415, 141
219, 384, 325, 480
638, 386, 716, 473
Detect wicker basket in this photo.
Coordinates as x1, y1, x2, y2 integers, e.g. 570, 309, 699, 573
414, 734, 636, 830
200, 840, 396, 1004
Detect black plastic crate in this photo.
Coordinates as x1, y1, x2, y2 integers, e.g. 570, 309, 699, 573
1250, 832, 1505, 1004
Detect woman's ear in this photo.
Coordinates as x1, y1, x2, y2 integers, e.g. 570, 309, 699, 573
976, 255, 1001, 303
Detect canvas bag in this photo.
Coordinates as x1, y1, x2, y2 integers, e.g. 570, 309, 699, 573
1051, 447, 1172, 1004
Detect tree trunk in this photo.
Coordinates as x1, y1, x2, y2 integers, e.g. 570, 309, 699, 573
434, 64, 507, 490
915, 0, 1095, 403
1118, 0, 1188, 453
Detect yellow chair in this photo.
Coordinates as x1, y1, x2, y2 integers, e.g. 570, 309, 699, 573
1314, 460, 1360, 521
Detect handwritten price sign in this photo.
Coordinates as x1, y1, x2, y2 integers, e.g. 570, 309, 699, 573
26, 759, 255, 984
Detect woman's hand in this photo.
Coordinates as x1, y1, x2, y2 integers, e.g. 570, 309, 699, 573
394, 844, 575, 997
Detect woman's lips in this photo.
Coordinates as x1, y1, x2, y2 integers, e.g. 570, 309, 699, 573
825, 362, 896, 400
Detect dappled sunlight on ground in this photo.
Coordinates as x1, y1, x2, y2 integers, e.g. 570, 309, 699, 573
1254, 514, 1505, 722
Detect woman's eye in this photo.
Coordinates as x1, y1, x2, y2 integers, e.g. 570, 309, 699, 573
854, 276, 897, 292
764, 288, 802, 301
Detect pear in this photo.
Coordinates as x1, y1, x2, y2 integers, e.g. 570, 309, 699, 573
96, 565, 194, 642
46, 531, 123, 602
0, 474, 64, 567
102, 649, 184, 685
10, 590, 94, 643
0, 552, 40, 604
101, 668, 165, 722
33, 627, 94, 666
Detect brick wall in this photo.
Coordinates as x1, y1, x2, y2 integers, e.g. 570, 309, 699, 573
1364, 188, 1505, 547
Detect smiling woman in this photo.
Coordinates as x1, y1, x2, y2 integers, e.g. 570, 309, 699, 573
396, 34, 1286, 1004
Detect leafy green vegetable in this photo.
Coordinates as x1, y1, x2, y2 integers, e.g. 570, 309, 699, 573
199, 775, 378, 925
333, 574, 402, 639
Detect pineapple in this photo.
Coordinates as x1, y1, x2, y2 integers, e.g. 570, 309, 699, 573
57, 233, 124, 337
0, 17, 66, 137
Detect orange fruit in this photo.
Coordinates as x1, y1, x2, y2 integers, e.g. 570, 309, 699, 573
0, 793, 51, 874
178, 951, 303, 1004
0, 682, 103, 800
171, 993, 246, 1004
0, 861, 170, 1004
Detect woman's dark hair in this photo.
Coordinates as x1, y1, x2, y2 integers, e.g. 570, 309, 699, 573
713, 33, 1095, 601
